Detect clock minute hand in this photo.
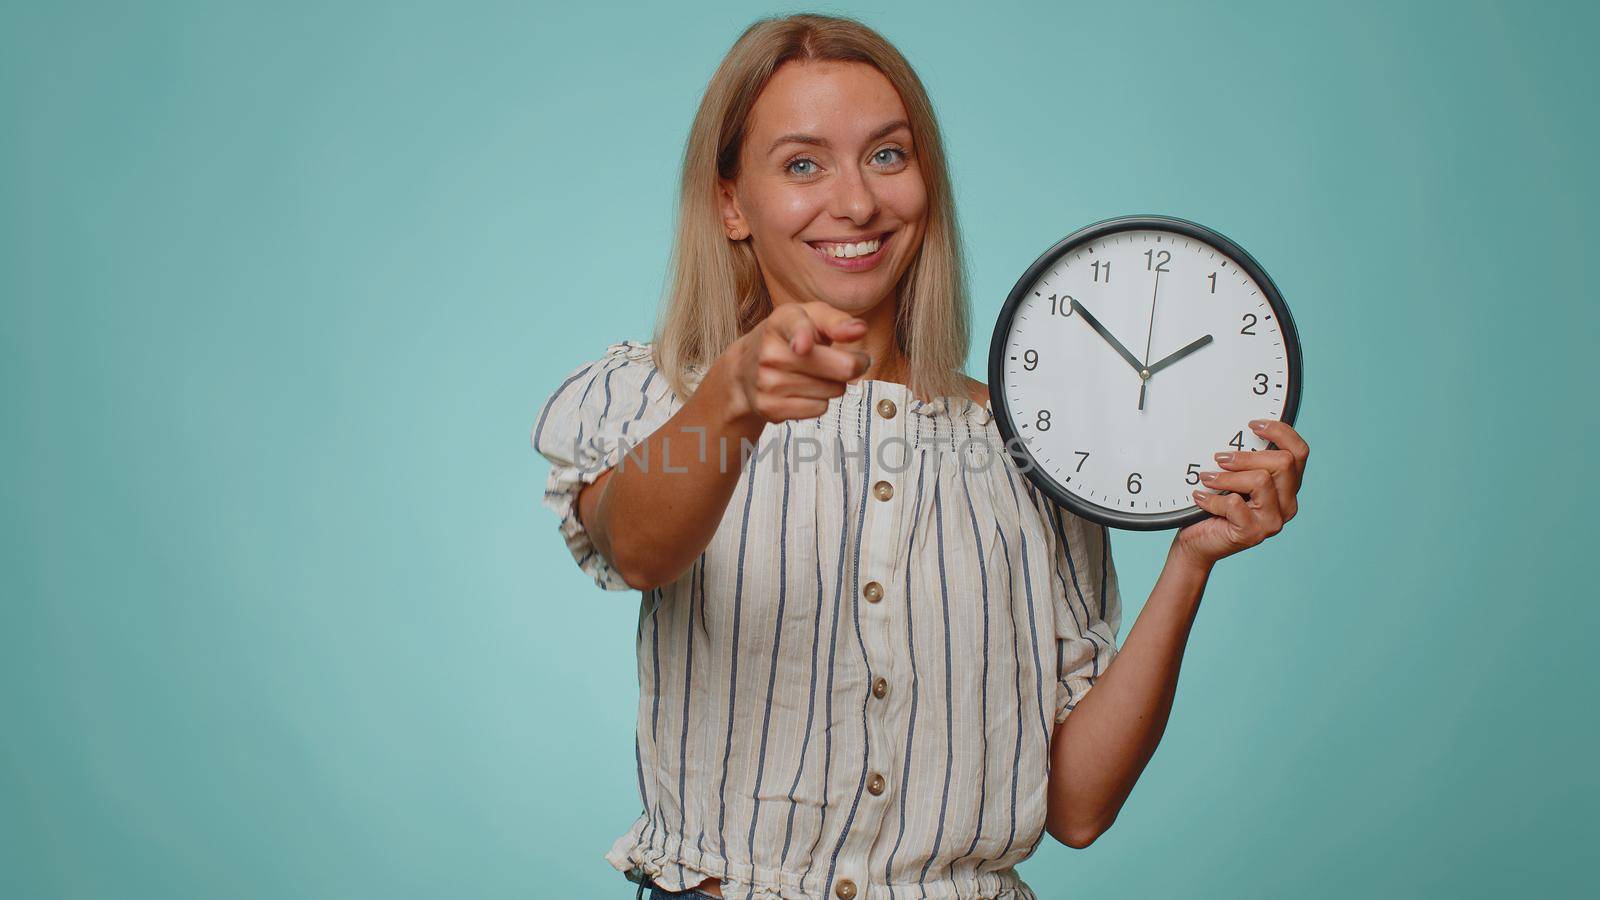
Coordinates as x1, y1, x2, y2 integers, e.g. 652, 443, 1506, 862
1145, 334, 1215, 377
1069, 299, 1145, 374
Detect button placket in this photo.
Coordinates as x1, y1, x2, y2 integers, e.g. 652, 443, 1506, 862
857, 383, 908, 630
841, 381, 912, 892
857, 384, 907, 623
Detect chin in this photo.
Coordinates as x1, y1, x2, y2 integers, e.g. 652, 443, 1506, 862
822, 288, 891, 315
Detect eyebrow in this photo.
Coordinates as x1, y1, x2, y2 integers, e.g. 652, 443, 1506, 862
767, 119, 912, 156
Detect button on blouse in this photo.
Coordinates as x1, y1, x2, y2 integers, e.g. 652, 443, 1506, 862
532, 340, 1122, 900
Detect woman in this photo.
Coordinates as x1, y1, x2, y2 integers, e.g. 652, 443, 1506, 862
532, 13, 1310, 900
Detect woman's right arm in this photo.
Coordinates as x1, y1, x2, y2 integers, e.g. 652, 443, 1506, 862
579, 301, 872, 590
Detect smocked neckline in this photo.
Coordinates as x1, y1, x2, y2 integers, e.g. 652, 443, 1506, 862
838, 377, 993, 424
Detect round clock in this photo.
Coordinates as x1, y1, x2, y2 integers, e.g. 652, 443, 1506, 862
987, 215, 1303, 530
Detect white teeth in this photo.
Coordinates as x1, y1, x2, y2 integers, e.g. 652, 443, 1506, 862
816, 238, 881, 259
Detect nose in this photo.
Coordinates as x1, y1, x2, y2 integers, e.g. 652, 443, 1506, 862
827, 162, 879, 225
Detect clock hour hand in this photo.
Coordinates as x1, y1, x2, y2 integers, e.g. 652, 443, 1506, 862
1069, 299, 1145, 374
1145, 334, 1215, 377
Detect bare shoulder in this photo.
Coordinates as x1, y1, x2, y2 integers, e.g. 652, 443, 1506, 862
964, 375, 989, 406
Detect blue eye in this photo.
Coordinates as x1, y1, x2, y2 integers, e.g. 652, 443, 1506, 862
873, 147, 907, 166
787, 158, 818, 176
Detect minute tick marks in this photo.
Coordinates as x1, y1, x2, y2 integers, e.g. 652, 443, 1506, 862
990, 217, 1301, 530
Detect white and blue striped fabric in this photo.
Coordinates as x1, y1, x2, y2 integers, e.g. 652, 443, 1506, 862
532, 340, 1122, 900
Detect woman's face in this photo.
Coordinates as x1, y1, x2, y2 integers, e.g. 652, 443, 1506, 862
720, 60, 928, 319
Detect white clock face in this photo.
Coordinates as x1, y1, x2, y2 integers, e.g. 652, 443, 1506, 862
998, 227, 1294, 523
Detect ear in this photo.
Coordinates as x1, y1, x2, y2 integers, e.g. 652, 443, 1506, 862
718, 178, 749, 241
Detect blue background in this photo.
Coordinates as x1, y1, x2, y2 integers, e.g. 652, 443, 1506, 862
4, 1, 1595, 897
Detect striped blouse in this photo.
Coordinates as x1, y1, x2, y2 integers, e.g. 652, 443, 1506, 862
531, 340, 1122, 900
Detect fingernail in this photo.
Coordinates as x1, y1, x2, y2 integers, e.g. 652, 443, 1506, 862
1192, 490, 1207, 503
1249, 420, 1268, 432
1199, 471, 1218, 483
1214, 452, 1235, 464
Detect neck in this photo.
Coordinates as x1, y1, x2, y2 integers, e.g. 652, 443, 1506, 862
833, 297, 907, 384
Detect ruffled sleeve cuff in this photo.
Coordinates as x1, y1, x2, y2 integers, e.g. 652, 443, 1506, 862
1046, 506, 1124, 724
531, 340, 675, 591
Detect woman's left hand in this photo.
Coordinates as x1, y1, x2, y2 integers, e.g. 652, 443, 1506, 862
1174, 418, 1310, 569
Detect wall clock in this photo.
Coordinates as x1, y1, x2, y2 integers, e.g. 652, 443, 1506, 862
987, 215, 1303, 530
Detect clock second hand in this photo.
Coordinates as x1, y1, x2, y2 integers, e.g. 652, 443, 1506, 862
1138, 268, 1161, 411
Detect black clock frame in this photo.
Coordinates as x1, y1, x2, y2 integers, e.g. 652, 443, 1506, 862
986, 214, 1304, 531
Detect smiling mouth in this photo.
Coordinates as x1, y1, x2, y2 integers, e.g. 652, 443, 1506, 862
806, 231, 893, 264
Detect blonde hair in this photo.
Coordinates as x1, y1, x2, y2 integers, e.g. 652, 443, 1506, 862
651, 12, 971, 404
